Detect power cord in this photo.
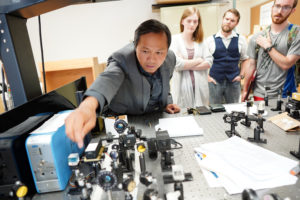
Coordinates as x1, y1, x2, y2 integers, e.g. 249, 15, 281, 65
170, 139, 183, 150
38, 15, 47, 94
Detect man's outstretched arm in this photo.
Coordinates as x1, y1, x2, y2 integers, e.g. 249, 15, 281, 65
65, 96, 98, 148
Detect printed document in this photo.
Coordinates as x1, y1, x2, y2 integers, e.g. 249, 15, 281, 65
194, 136, 298, 194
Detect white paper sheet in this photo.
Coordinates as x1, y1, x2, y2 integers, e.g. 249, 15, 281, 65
155, 116, 203, 137
194, 136, 298, 194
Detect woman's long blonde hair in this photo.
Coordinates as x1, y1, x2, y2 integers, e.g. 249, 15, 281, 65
180, 7, 204, 43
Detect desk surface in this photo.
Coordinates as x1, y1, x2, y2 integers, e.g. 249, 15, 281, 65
128, 100, 300, 200
33, 100, 300, 200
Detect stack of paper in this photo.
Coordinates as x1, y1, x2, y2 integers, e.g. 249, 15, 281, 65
194, 136, 298, 194
155, 116, 203, 137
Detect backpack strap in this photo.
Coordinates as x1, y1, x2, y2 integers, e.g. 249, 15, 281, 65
287, 24, 299, 49
283, 24, 300, 97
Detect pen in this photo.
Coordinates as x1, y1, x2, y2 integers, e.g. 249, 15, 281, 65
194, 150, 206, 160
210, 171, 219, 178
290, 163, 300, 176
194, 151, 219, 178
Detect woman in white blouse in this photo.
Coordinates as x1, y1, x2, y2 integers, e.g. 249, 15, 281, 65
170, 7, 210, 108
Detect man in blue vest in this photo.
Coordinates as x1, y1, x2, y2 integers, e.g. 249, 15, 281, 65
205, 8, 248, 104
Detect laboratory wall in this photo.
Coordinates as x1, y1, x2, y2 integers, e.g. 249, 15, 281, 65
27, 0, 160, 64
26, 0, 271, 70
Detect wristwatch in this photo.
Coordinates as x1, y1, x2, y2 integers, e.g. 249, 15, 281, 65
265, 45, 274, 52
239, 74, 244, 80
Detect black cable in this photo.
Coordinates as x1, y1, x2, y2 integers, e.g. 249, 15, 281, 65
170, 139, 183, 150
38, 15, 47, 93
1, 66, 8, 111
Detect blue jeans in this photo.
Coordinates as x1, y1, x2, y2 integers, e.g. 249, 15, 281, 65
209, 79, 240, 104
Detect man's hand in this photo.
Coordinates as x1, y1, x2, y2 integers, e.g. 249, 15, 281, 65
65, 96, 98, 148
208, 75, 217, 85
232, 75, 241, 82
256, 33, 272, 50
165, 104, 180, 114
241, 59, 257, 102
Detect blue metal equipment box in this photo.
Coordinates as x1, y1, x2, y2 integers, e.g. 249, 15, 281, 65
26, 110, 84, 193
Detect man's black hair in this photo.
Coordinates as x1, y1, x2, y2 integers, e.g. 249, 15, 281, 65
134, 19, 171, 48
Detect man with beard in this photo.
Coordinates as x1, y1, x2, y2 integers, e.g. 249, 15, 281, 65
205, 8, 248, 104
242, 0, 300, 101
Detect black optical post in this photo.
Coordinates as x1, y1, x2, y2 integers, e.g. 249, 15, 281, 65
271, 89, 283, 112
223, 111, 245, 137
241, 101, 253, 127
264, 86, 270, 106
290, 138, 300, 160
